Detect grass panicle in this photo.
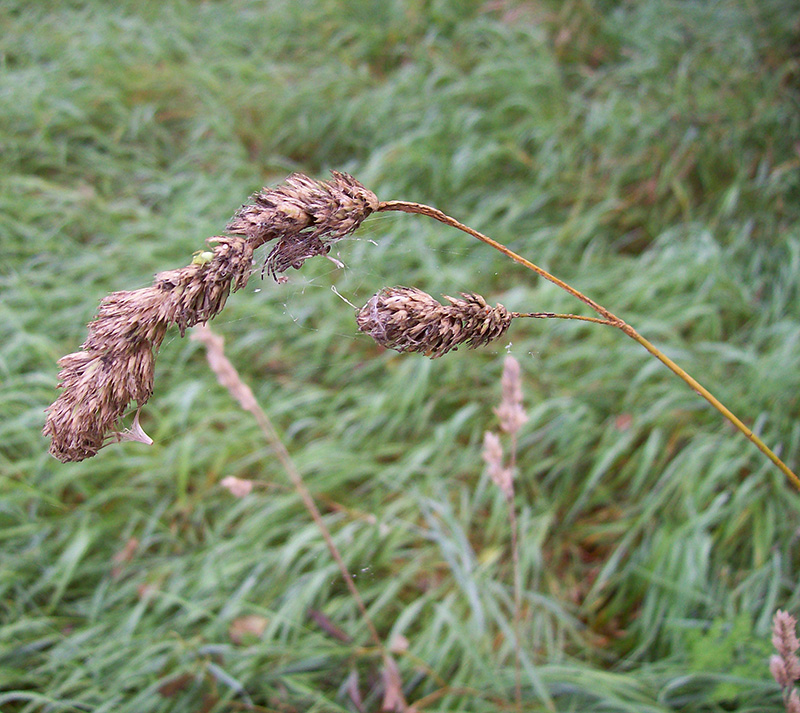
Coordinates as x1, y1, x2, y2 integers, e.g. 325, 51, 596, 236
45, 170, 800, 486
495, 354, 528, 438
771, 610, 800, 712
227, 170, 378, 278
43, 235, 252, 462
43, 172, 375, 462
373, 198, 800, 491
356, 286, 513, 358
483, 354, 528, 710
192, 324, 413, 710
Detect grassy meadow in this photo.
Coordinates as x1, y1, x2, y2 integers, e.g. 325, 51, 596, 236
2, 0, 800, 710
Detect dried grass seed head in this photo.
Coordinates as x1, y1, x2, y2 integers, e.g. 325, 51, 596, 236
495, 354, 528, 435
226, 171, 378, 278
789, 689, 800, 713
46, 172, 377, 462
482, 431, 514, 499
44, 236, 254, 462
771, 610, 800, 689
44, 345, 157, 462
356, 286, 513, 358
774, 610, 800, 659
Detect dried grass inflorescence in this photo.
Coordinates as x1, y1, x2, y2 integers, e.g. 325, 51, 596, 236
227, 170, 378, 278
482, 431, 514, 499
44, 172, 376, 462
356, 286, 513, 358
44, 236, 254, 462
771, 610, 800, 712
495, 354, 528, 436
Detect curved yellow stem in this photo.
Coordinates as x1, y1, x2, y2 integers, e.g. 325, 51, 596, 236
377, 200, 800, 492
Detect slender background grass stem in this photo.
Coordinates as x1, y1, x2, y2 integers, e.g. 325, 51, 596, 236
508, 499, 522, 712
378, 200, 800, 492
191, 325, 385, 650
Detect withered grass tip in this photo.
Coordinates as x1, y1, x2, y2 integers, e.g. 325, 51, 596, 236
44, 235, 254, 462
44, 171, 378, 462
356, 286, 513, 358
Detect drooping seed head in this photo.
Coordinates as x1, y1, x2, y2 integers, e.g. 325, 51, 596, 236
44, 236, 254, 462
45, 172, 378, 462
356, 286, 513, 358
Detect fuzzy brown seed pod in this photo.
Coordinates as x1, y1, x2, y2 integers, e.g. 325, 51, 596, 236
771, 610, 800, 693
45, 171, 377, 462
356, 287, 513, 358
227, 171, 378, 278
44, 236, 255, 462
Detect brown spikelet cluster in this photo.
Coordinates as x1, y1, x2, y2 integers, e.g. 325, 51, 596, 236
482, 355, 528, 500
771, 610, 800, 712
44, 236, 254, 462
356, 287, 513, 358
495, 354, 528, 436
227, 170, 378, 278
44, 172, 377, 462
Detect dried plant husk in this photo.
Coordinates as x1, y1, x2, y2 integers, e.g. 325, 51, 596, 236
44, 172, 378, 462
44, 236, 254, 462
356, 286, 513, 358
227, 170, 378, 278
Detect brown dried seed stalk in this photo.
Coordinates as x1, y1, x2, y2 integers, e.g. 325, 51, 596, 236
771, 610, 800, 700
44, 172, 376, 462
44, 236, 254, 462
356, 286, 513, 358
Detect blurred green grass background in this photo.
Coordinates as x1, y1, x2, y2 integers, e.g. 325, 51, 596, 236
2, 0, 800, 710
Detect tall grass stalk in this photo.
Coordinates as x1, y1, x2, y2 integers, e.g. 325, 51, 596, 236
190, 323, 417, 710
482, 354, 529, 711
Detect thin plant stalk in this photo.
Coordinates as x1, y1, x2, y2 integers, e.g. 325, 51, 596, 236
503, 385, 524, 712
378, 200, 800, 492
514, 311, 614, 326
508, 487, 522, 711
507, 432, 522, 712
192, 325, 419, 711
483, 354, 530, 711
191, 324, 383, 649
